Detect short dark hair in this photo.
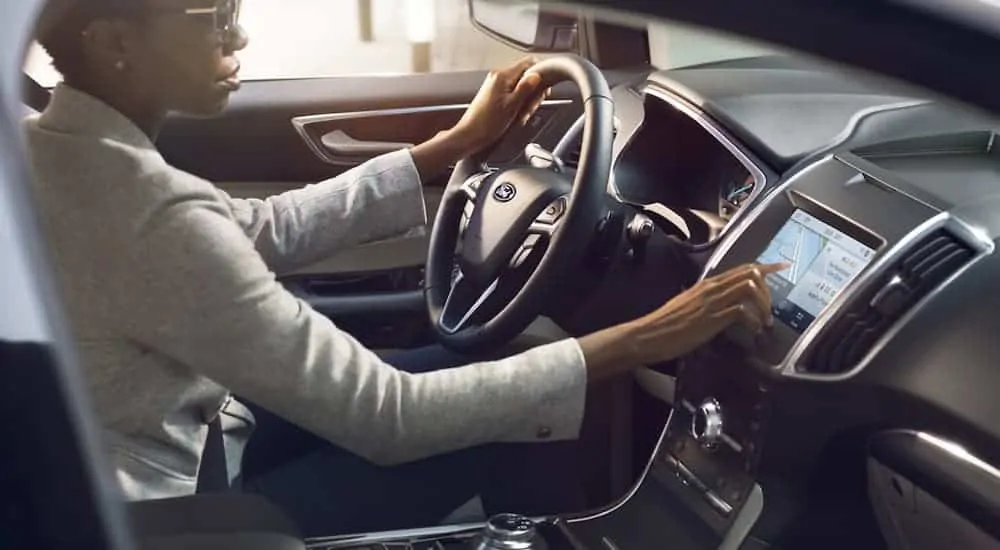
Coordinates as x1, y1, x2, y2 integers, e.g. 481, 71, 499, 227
37, 0, 143, 81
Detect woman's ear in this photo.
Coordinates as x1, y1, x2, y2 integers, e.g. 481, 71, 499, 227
80, 18, 135, 73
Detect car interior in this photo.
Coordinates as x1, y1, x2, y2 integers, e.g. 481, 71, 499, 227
7, 0, 1000, 549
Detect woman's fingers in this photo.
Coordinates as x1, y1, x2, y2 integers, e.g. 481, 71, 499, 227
712, 262, 786, 288
501, 56, 539, 90
713, 278, 772, 328
518, 85, 552, 126
718, 302, 764, 334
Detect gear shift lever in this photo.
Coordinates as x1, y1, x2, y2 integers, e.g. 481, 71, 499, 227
472, 514, 544, 550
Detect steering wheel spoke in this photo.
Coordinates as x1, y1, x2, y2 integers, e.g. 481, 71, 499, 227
438, 271, 500, 334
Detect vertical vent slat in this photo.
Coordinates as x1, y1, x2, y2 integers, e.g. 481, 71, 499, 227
802, 229, 975, 375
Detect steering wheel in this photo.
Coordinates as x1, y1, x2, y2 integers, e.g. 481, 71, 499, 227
425, 55, 615, 352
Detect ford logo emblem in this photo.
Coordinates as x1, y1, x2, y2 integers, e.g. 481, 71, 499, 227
493, 182, 517, 203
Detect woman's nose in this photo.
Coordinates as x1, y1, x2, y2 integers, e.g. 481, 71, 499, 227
225, 24, 249, 53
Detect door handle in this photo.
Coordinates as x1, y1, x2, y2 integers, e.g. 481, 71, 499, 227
320, 129, 414, 159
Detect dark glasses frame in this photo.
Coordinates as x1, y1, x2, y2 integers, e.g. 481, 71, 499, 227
143, 0, 242, 37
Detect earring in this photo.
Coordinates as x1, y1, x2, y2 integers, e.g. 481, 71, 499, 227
114, 60, 126, 71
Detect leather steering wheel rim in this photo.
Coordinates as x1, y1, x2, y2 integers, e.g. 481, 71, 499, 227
425, 54, 614, 352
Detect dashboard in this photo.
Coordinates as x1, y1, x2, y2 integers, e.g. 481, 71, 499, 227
560, 56, 1000, 550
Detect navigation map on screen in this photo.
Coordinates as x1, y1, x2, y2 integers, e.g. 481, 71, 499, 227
757, 210, 876, 332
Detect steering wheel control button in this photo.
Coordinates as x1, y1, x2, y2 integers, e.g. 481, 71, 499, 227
535, 425, 553, 439
537, 197, 567, 224
475, 514, 539, 550
691, 398, 724, 449
493, 182, 517, 203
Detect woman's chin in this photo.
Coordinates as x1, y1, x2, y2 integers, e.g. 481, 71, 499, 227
182, 89, 235, 117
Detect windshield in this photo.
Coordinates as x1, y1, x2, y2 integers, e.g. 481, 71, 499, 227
646, 20, 784, 69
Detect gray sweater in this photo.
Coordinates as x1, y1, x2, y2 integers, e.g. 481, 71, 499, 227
24, 84, 587, 500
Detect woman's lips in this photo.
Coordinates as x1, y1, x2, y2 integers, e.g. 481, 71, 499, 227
217, 59, 241, 92
218, 75, 241, 92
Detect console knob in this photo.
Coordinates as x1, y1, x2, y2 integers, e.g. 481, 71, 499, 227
691, 398, 724, 449
474, 513, 539, 550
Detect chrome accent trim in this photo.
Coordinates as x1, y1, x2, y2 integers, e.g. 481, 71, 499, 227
305, 522, 485, 548
782, 211, 993, 381
691, 398, 724, 449
477, 514, 538, 550
719, 484, 764, 550
914, 432, 1000, 482
662, 453, 734, 516
680, 398, 742, 451
641, 84, 769, 242
438, 273, 500, 335
705, 490, 734, 517
567, 408, 676, 523
292, 99, 574, 166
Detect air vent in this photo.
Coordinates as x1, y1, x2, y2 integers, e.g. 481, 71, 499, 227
804, 229, 975, 375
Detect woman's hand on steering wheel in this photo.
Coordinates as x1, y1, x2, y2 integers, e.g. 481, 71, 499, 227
579, 262, 789, 382
452, 57, 551, 156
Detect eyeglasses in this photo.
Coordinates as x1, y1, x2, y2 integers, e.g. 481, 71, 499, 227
182, 0, 242, 37
142, 0, 242, 38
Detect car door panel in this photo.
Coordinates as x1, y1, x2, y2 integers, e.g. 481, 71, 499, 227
158, 72, 584, 182
291, 99, 572, 167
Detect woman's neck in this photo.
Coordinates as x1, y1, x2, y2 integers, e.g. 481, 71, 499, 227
65, 77, 166, 141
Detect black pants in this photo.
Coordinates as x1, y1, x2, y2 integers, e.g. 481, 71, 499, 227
239, 344, 584, 538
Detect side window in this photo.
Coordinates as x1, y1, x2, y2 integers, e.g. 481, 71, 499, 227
25, 0, 533, 87
237, 0, 531, 79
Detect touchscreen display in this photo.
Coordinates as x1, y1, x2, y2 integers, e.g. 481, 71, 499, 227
757, 210, 876, 332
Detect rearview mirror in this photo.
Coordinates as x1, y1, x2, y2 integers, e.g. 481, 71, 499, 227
468, 0, 578, 52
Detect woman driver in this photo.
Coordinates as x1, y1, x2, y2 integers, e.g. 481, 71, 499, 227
26, 0, 783, 537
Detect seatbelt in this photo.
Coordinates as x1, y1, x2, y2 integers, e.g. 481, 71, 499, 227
196, 414, 230, 493
196, 397, 256, 493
